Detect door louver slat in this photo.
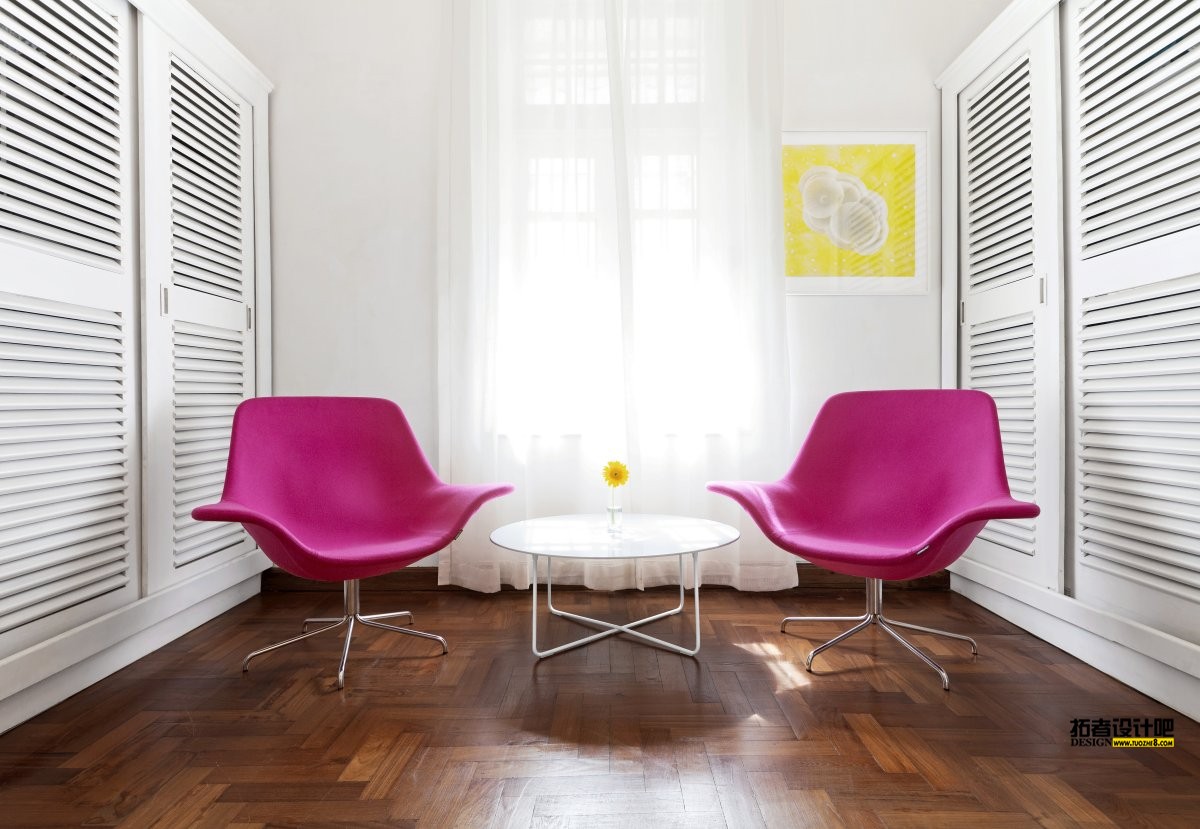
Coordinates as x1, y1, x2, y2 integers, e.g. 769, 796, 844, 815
0, 290, 129, 636
168, 56, 245, 302
1079, 1, 1198, 119
0, 35, 119, 138
1083, 145, 1200, 225
2, 0, 116, 79
171, 55, 239, 124
171, 320, 243, 568
967, 56, 1027, 114
968, 214, 1034, 257
170, 108, 240, 174
0, 6, 117, 102
0, 114, 120, 208
1079, 272, 1200, 594
967, 196, 1032, 246
1078, 0, 1200, 258
1080, 0, 1194, 91
172, 195, 239, 241
965, 56, 1035, 293
968, 312, 1038, 554
172, 218, 240, 260
1, 172, 119, 239
967, 99, 1031, 164
0, 0, 122, 269
1, 150, 120, 217
172, 152, 240, 208
968, 163, 1033, 222
967, 126, 1031, 192
1080, 36, 1200, 160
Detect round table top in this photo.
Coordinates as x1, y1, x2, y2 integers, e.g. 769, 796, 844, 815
490, 513, 739, 560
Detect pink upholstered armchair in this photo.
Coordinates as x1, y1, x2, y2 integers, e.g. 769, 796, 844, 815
708, 389, 1038, 689
193, 396, 513, 688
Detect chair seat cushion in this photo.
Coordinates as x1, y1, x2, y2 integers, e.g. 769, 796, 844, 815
772, 527, 930, 580
242, 522, 453, 582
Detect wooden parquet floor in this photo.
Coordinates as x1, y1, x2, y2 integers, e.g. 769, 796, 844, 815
1, 585, 1198, 828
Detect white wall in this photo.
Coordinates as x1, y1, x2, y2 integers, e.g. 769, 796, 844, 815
189, 0, 1008, 459
781, 0, 1011, 439
186, 0, 444, 453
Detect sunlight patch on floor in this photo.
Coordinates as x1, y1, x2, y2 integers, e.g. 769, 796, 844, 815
733, 640, 813, 690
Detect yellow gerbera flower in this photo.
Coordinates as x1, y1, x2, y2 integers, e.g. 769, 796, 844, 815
602, 460, 630, 487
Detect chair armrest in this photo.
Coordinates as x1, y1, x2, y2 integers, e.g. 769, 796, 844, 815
945, 495, 1040, 528
406, 482, 515, 535
922, 495, 1040, 549
706, 479, 801, 543
192, 500, 261, 524
191, 500, 303, 547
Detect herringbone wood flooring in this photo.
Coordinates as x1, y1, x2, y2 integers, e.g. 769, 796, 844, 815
1, 584, 1198, 827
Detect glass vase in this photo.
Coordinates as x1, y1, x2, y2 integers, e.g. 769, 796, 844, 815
607, 486, 623, 535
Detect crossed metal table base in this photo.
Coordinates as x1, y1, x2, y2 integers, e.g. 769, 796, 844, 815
530, 551, 702, 658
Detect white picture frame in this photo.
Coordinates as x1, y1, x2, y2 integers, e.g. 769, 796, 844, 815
783, 130, 929, 295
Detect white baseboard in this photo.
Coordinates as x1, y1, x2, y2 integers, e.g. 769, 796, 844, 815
950, 560, 1200, 722
0, 551, 268, 735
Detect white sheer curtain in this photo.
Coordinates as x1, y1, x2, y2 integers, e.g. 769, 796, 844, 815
438, 0, 795, 592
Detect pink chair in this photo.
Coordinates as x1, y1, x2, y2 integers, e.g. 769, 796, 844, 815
193, 397, 513, 688
708, 389, 1038, 689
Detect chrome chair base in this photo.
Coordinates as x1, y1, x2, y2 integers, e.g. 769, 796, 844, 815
242, 578, 448, 688
781, 577, 977, 691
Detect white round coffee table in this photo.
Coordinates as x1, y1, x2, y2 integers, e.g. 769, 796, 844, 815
490, 513, 739, 658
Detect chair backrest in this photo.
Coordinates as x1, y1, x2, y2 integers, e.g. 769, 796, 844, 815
786, 389, 1014, 536
220, 397, 440, 534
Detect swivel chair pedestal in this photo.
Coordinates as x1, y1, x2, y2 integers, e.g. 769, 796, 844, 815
782, 577, 977, 691
243, 579, 449, 689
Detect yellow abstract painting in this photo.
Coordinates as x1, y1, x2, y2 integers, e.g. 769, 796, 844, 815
783, 141, 918, 280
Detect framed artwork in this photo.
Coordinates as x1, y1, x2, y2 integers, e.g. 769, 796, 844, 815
782, 131, 928, 295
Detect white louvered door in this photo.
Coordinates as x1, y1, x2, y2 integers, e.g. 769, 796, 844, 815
1066, 0, 1200, 644
140, 21, 256, 594
957, 10, 1064, 592
0, 0, 139, 655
